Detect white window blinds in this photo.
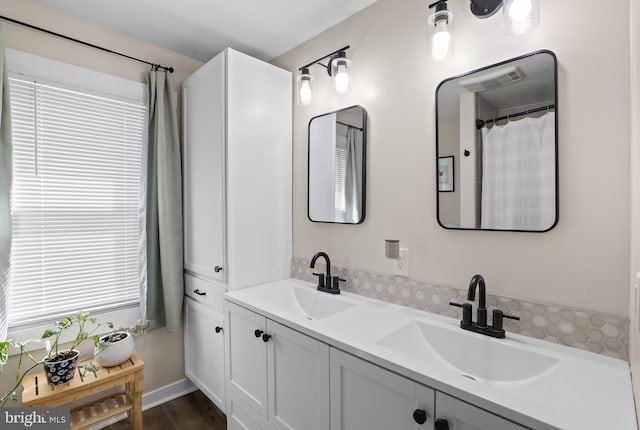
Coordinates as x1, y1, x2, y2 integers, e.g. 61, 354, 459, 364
8, 77, 145, 327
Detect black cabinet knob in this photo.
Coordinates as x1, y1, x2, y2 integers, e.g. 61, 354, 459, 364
214, 266, 223, 273
215, 326, 223, 334
413, 409, 427, 425
254, 329, 264, 338
193, 289, 206, 296
262, 333, 272, 342
435, 418, 450, 430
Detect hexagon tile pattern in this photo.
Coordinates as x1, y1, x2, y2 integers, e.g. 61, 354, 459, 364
291, 257, 629, 361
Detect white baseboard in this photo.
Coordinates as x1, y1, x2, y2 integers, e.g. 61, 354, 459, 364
85, 378, 198, 430
142, 378, 198, 410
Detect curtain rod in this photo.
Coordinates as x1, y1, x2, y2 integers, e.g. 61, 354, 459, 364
0, 15, 174, 73
337, 120, 363, 131
476, 104, 555, 130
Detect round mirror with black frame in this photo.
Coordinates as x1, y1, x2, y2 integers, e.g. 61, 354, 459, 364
435, 50, 558, 232
308, 105, 367, 224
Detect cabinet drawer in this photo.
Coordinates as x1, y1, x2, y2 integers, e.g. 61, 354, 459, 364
185, 273, 225, 313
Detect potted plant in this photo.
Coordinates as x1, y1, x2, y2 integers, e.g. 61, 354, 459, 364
0, 310, 113, 405
41, 311, 112, 385
94, 320, 149, 367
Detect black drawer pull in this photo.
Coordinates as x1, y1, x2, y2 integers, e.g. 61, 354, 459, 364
193, 289, 206, 296
215, 326, 223, 334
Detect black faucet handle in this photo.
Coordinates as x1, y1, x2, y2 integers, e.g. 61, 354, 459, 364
449, 302, 472, 325
312, 272, 326, 288
491, 309, 520, 332
331, 276, 346, 290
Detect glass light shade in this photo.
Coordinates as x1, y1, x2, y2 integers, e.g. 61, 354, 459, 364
427, 10, 454, 61
503, 0, 539, 35
330, 54, 351, 94
296, 69, 314, 106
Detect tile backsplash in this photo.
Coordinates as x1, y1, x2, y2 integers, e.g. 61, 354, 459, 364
291, 256, 629, 360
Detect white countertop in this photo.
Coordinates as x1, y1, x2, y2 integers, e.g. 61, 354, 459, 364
224, 278, 637, 430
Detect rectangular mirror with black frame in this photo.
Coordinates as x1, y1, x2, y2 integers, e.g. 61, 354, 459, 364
308, 105, 367, 224
436, 50, 558, 232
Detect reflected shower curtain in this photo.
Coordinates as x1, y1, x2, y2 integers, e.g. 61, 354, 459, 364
481, 113, 555, 230
145, 70, 184, 332
0, 25, 11, 354
344, 127, 363, 223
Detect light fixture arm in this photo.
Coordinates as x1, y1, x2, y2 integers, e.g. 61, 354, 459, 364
298, 45, 350, 77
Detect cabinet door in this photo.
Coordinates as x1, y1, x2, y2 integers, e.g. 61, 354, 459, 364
226, 302, 269, 419
184, 297, 226, 412
267, 320, 329, 430
330, 348, 435, 430
435, 392, 527, 430
183, 51, 226, 282
227, 398, 270, 430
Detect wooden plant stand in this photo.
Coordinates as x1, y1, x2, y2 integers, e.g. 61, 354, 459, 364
21, 352, 144, 430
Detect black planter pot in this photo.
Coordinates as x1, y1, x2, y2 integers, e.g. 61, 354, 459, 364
43, 349, 79, 385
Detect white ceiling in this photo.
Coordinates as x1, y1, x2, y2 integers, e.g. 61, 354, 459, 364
33, 0, 378, 63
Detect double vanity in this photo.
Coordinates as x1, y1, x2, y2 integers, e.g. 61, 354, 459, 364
223, 278, 636, 430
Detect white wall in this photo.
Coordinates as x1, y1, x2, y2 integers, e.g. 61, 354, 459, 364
0, 0, 203, 402
273, 0, 631, 317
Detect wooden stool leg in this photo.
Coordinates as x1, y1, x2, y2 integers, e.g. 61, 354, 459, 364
128, 370, 144, 430
125, 381, 135, 427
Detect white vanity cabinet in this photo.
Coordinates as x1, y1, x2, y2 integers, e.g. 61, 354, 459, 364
330, 348, 527, 430
330, 348, 436, 430
435, 392, 527, 430
184, 296, 225, 411
225, 301, 330, 430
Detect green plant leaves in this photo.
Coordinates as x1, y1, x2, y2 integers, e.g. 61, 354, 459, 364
41, 329, 57, 339
0, 341, 10, 366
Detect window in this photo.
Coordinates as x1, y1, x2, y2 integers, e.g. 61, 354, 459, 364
8, 73, 146, 327
333, 136, 347, 223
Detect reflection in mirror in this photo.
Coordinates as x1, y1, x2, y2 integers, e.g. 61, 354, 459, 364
308, 105, 367, 224
436, 50, 558, 232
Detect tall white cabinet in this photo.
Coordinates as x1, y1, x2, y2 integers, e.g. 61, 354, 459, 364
182, 47, 292, 412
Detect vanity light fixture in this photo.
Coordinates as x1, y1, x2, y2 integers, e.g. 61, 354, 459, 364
296, 46, 351, 105
502, 0, 539, 35
428, 0, 454, 62
428, 0, 540, 61
296, 68, 314, 106
469, 0, 539, 32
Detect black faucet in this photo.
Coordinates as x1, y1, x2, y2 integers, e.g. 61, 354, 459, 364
467, 274, 487, 327
449, 274, 520, 339
310, 252, 344, 294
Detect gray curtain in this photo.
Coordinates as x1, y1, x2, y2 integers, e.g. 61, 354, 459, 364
145, 70, 184, 332
344, 127, 362, 224
0, 25, 12, 350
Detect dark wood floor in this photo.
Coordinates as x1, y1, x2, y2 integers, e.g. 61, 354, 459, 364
105, 390, 227, 430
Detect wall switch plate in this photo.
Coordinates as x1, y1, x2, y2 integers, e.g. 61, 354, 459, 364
393, 248, 410, 277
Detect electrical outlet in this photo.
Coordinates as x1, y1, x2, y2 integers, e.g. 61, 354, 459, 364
393, 248, 410, 277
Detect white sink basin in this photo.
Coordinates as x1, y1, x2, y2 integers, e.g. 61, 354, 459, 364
290, 286, 356, 320
378, 320, 559, 382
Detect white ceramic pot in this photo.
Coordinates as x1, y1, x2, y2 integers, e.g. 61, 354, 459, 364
95, 332, 135, 367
